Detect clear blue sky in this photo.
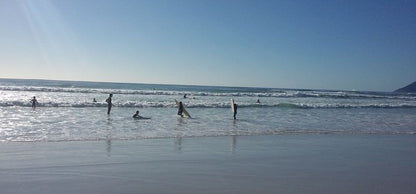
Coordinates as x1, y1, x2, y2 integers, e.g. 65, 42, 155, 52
1, 0, 415, 91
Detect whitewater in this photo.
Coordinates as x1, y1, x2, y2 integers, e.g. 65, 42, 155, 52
1, 78, 415, 142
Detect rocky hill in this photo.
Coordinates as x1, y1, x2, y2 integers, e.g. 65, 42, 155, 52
395, 81, 416, 93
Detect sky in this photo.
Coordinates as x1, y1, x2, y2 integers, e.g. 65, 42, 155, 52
0, 0, 415, 91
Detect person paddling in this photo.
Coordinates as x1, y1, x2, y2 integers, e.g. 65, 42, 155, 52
133, 110, 150, 119
133, 110, 140, 118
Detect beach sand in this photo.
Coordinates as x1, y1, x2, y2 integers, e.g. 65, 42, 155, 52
1, 135, 415, 194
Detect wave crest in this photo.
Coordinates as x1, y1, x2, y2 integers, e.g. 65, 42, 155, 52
1, 86, 415, 100
1, 101, 415, 109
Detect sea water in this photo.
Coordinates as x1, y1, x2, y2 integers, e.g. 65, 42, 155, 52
0, 78, 415, 142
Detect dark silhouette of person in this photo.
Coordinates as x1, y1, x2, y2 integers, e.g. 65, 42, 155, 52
256, 99, 260, 103
93, 98, 97, 103
133, 110, 140, 118
106, 94, 113, 115
178, 101, 184, 117
183, 94, 187, 99
30, 96, 38, 109
233, 103, 237, 120
133, 110, 150, 119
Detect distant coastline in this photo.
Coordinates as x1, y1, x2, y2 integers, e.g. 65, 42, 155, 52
395, 81, 416, 93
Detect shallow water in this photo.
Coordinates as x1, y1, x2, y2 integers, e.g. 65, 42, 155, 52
1, 79, 415, 142
0, 106, 415, 142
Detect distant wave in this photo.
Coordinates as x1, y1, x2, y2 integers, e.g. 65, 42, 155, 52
1, 86, 415, 100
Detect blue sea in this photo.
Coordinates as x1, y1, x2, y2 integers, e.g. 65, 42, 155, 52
0, 78, 415, 142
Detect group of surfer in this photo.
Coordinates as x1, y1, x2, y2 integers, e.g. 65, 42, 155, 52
30, 93, 243, 120
103, 93, 189, 119
108, 93, 239, 120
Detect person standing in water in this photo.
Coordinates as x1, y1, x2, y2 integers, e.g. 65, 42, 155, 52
233, 102, 238, 120
178, 101, 184, 117
30, 96, 38, 110
106, 94, 113, 115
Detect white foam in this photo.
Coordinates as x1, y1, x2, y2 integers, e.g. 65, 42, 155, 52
1, 80, 415, 142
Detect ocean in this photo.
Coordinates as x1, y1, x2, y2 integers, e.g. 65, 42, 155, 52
1, 78, 415, 142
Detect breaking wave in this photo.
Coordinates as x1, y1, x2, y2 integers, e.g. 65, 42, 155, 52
1, 101, 415, 109
1, 86, 415, 100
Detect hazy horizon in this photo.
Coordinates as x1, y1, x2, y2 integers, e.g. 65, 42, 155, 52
1, 77, 413, 92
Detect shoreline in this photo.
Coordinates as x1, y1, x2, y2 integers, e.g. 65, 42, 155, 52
1, 134, 415, 194
1, 132, 415, 143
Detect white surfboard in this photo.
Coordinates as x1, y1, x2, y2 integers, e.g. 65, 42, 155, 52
175, 99, 191, 118
231, 98, 235, 113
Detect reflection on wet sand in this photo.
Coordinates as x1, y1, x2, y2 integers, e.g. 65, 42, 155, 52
174, 137, 183, 153
106, 138, 112, 157
177, 117, 186, 125
106, 117, 113, 157
230, 136, 237, 153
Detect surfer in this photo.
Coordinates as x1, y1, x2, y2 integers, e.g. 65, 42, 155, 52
106, 94, 113, 115
233, 103, 237, 120
178, 101, 184, 117
133, 110, 150, 119
30, 96, 38, 110
183, 94, 187, 99
256, 99, 260, 103
93, 98, 97, 103
133, 110, 140, 118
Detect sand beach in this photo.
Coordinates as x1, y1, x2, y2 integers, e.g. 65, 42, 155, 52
1, 134, 415, 194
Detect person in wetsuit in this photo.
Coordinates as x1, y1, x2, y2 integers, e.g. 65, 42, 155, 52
133, 110, 141, 118
106, 94, 113, 115
178, 101, 184, 117
133, 110, 150, 119
30, 96, 38, 110
233, 103, 237, 120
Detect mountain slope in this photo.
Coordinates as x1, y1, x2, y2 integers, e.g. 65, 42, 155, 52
395, 81, 416, 93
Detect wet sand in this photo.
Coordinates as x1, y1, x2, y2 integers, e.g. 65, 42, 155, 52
1, 134, 415, 194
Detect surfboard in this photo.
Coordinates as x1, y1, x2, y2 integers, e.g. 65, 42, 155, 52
134, 116, 151, 120
175, 99, 191, 118
231, 98, 235, 113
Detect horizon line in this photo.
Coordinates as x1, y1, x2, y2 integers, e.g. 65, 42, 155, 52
0, 77, 396, 92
